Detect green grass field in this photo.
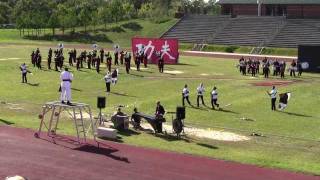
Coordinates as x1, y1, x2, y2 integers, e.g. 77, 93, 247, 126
0, 44, 319, 175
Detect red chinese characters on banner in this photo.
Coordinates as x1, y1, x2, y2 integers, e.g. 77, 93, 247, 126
131, 37, 179, 64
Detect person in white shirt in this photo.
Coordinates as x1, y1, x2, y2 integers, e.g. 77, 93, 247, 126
211, 86, 219, 110
268, 86, 277, 111
20, 63, 28, 83
182, 84, 192, 106
196, 83, 205, 107
104, 72, 112, 94
60, 67, 73, 105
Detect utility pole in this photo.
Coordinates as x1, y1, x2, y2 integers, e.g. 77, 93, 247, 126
257, 0, 262, 16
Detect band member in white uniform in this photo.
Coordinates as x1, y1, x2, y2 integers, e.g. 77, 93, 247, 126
196, 83, 205, 107
268, 86, 277, 111
104, 72, 112, 94
20, 63, 28, 83
182, 84, 192, 106
60, 67, 73, 105
211, 86, 219, 110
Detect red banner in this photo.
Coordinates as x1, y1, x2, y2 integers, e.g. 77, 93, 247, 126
132, 37, 179, 64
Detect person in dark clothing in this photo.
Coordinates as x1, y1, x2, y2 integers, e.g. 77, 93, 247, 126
124, 52, 131, 74
131, 108, 142, 129
100, 48, 104, 63
48, 48, 52, 70
135, 52, 140, 71
114, 51, 119, 65
155, 101, 165, 133
297, 62, 303, 76
106, 53, 112, 73
87, 53, 92, 69
120, 51, 124, 65
36, 54, 42, 69
158, 54, 164, 73
96, 57, 101, 73
290, 60, 297, 77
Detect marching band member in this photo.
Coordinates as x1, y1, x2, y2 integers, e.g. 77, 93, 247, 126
182, 84, 192, 106
60, 67, 73, 105
104, 72, 112, 94
211, 86, 219, 110
267, 86, 277, 111
196, 83, 205, 107
20, 63, 29, 83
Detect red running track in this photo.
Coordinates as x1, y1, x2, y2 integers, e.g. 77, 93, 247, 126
0, 125, 319, 180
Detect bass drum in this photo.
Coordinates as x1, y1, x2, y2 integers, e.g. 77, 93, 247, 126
172, 119, 183, 135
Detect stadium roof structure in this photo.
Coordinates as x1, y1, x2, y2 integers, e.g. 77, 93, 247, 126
217, 0, 320, 4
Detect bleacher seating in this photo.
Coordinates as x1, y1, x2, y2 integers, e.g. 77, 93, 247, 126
161, 15, 320, 48
162, 15, 229, 43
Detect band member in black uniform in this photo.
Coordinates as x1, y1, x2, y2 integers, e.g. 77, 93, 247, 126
155, 101, 165, 133
73, 48, 77, 63
76, 57, 81, 71
68, 50, 73, 66
36, 54, 42, 69
100, 48, 104, 63
143, 53, 148, 68
124, 52, 131, 74
120, 51, 124, 65
54, 50, 59, 71
158, 53, 164, 73
297, 61, 302, 76
280, 61, 286, 79
290, 60, 297, 77
263, 61, 270, 78
114, 50, 119, 65
96, 57, 101, 73
106, 52, 112, 72
87, 52, 92, 69
81, 50, 86, 68
31, 51, 35, 66
135, 52, 140, 71
48, 48, 52, 70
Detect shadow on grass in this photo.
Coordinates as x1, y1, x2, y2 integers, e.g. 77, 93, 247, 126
177, 63, 197, 66
71, 88, 82, 92
110, 92, 138, 98
74, 144, 130, 163
0, 119, 14, 125
155, 133, 191, 143
217, 108, 239, 114
121, 22, 143, 31
197, 143, 218, 150
278, 111, 313, 118
26, 82, 40, 87
24, 32, 113, 43
118, 129, 141, 136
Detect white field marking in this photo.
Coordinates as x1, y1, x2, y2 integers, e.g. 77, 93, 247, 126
0, 58, 22, 61
163, 70, 184, 74
9, 107, 24, 110
200, 73, 209, 76
130, 67, 149, 70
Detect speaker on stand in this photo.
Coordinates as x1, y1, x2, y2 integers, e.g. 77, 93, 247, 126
97, 96, 106, 125
172, 106, 185, 137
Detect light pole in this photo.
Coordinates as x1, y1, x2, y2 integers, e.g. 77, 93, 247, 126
257, 0, 262, 16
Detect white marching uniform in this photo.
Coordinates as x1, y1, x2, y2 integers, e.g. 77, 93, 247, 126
211, 90, 218, 100
182, 88, 189, 97
60, 70, 73, 102
197, 86, 205, 96
20, 64, 27, 74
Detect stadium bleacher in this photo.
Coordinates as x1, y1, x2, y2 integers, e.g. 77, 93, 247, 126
161, 15, 320, 48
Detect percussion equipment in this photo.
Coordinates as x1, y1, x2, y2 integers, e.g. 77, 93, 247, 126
135, 113, 165, 133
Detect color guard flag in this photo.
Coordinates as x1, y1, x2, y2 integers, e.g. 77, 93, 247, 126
279, 92, 291, 110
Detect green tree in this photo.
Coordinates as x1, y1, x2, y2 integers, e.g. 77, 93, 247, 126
98, 5, 112, 30
0, 2, 12, 24
110, 0, 124, 23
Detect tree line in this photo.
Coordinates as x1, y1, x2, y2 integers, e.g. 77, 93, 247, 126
0, 0, 221, 35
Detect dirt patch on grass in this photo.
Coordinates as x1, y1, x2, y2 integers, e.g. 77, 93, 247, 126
251, 80, 295, 87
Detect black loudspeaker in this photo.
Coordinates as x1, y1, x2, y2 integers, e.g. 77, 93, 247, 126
176, 106, 185, 119
97, 96, 106, 108
298, 45, 320, 73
